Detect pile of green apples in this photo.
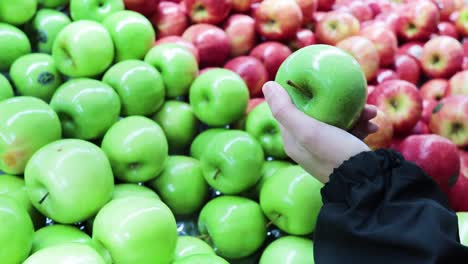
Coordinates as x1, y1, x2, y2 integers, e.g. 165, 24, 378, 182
0, 1, 323, 264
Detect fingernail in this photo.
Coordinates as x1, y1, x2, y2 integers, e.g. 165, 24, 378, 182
262, 81, 276, 101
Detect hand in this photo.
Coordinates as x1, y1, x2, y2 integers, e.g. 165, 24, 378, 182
263, 81, 378, 183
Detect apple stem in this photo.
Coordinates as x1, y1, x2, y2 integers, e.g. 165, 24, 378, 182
197, 234, 209, 240
265, 213, 281, 228
213, 169, 220, 180
38, 192, 49, 205
286, 80, 313, 99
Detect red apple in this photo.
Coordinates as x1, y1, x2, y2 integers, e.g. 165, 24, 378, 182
448, 160, 468, 211
448, 70, 468, 96
420, 79, 450, 101
365, 0, 395, 17
367, 84, 376, 97
373, 11, 400, 33
455, 7, 468, 37
336, 0, 373, 22
224, 14, 256, 57
364, 109, 394, 150
421, 36, 464, 78
154, 36, 199, 63
336, 36, 380, 81
182, 24, 230, 67
430, 95, 468, 147
288, 28, 315, 51
315, 11, 360, 45
410, 120, 430, 135
151, 1, 188, 38
249, 1, 261, 17
396, 0, 440, 41
454, 0, 464, 9
184, 0, 232, 24
247, 98, 265, 113
368, 80, 423, 135
436, 21, 459, 38
254, 0, 303, 41
389, 137, 404, 152
224, 56, 268, 97
397, 42, 424, 63
124, 0, 160, 17
421, 99, 438, 124
295, 0, 318, 26
317, 0, 335, 11
394, 54, 420, 85
375, 69, 399, 84
249, 41, 292, 80
432, 0, 457, 21
312, 11, 326, 23
232, 0, 253, 12
359, 22, 397, 67
400, 134, 460, 193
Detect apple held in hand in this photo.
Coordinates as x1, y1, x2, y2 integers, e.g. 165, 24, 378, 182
448, 70, 467, 96
246, 101, 286, 159
198, 196, 267, 259
70, 0, 124, 22
224, 14, 256, 57
421, 36, 463, 78
260, 165, 323, 235
185, 0, 232, 24
101, 116, 168, 183
31, 9, 71, 54
50, 79, 121, 140
336, 36, 380, 82
0, 197, 34, 264
92, 196, 178, 264
420, 79, 449, 101
189, 68, 249, 126
25, 139, 114, 224
175, 236, 214, 260
224, 56, 268, 97
259, 236, 314, 264
0, 74, 14, 102
254, 0, 303, 41
0, 0, 37, 25
275, 44, 367, 130
430, 96, 468, 147
103, 10, 155, 62
52, 21, 114, 78
0, 23, 31, 71
364, 109, 394, 150
145, 43, 198, 98
123, 0, 159, 17
151, 1, 188, 38
250, 41, 292, 80
368, 80, 422, 135
103, 60, 165, 116
315, 11, 360, 45
458, 212, 468, 246
10, 53, 62, 102
24, 243, 106, 264
400, 134, 460, 193
0, 97, 61, 174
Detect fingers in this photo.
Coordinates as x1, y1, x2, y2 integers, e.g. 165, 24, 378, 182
361, 105, 378, 121
352, 122, 379, 140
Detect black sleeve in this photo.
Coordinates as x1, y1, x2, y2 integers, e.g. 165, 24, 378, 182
313, 149, 468, 264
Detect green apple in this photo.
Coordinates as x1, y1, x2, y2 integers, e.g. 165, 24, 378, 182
24, 243, 106, 264
275, 44, 367, 130
458, 212, 468, 246
70, 0, 124, 22
102, 60, 165, 116
92, 196, 178, 264
190, 68, 249, 126
0, 0, 37, 25
0, 96, 61, 174
250, 160, 292, 199
38, 0, 69, 8
260, 165, 323, 235
200, 130, 264, 194
101, 116, 168, 183
0, 174, 44, 228
198, 196, 267, 259
0, 196, 34, 264
52, 20, 114, 77
31, 9, 71, 54
145, 43, 198, 98
174, 254, 229, 264
50, 78, 121, 140
113, 183, 159, 200
190, 128, 226, 159
10, 53, 62, 102
31, 224, 111, 263
25, 139, 114, 224
175, 236, 214, 260
259, 236, 314, 264
0, 23, 31, 71
0, 74, 14, 101
149, 156, 208, 215
103, 10, 155, 62
153, 101, 199, 151
246, 101, 286, 159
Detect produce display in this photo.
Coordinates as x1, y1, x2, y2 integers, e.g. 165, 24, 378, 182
0, 0, 467, 263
